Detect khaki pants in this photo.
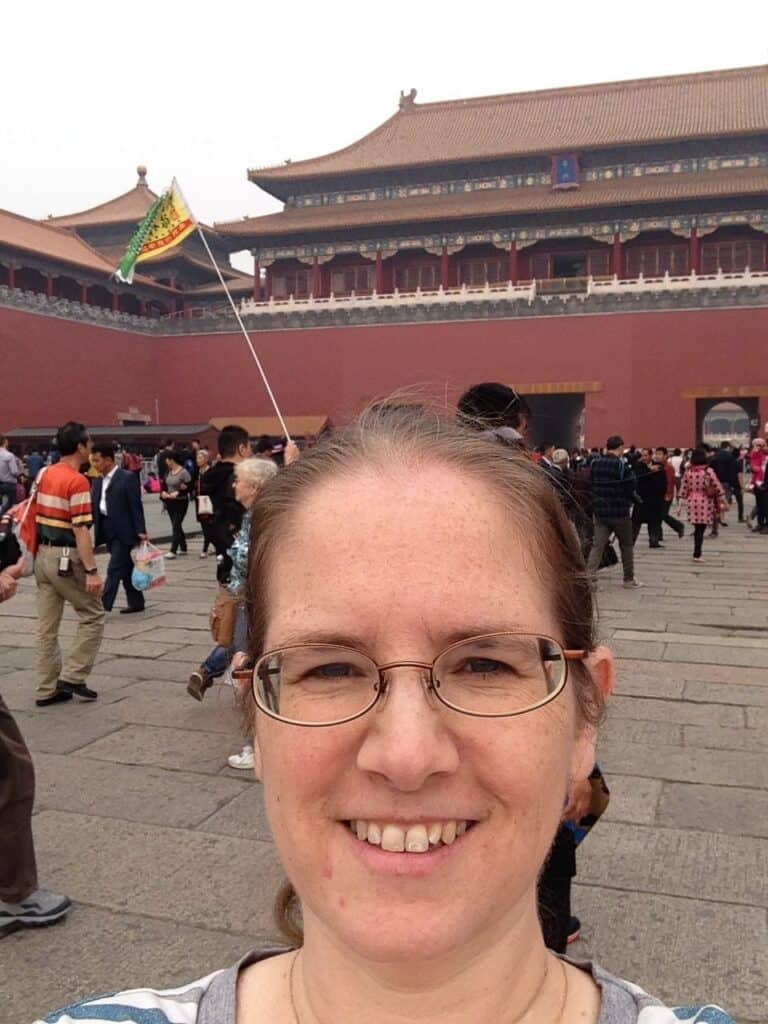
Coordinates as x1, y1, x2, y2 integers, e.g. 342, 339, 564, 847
34, 546, 105, 700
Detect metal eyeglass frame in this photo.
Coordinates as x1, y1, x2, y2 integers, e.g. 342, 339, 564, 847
232, 632, 589, 728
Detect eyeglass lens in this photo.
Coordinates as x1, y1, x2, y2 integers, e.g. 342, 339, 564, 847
254, 634, 567, 725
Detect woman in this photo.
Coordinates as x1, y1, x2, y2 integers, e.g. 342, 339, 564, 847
194, 448, 216, 558
40, 406, 733, 1024
679, 447, 726, 561
161, 448, 191, 558
187, 458, 277, 741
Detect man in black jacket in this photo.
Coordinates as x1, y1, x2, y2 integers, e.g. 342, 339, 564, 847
199, 425, 251, 576
632, 449, 667, 548
585, 435, 641, 588
91, 444, 148, 613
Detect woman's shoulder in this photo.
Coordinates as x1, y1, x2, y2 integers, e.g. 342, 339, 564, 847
34, 968, 223, 1023
587, 959, 735, 1023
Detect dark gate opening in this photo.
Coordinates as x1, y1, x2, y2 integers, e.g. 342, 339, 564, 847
523, 393, 585, 450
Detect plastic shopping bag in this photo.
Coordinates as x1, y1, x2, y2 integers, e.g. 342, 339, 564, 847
130, 541, 167, 592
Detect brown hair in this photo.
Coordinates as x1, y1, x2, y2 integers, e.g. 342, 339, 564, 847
244, 401, 603, 945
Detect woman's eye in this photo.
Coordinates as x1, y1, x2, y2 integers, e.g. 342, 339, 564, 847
464, 658, 510, 674
308, 662, 355, 679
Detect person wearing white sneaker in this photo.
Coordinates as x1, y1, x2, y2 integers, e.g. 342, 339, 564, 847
227, 744, 255, 770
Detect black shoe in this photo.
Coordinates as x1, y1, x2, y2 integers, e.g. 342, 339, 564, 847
35, 690, 73, 707
566, 916, 581, 944
59, 681, 98, 701
119, 606, 145, 614
677, 526, 685, 538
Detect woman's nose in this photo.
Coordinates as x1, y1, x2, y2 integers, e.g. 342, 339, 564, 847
355, 667, 460, 791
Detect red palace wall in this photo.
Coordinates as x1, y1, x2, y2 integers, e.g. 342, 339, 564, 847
2, 304, 766, 445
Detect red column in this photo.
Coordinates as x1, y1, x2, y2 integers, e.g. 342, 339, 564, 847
8, 265, 15, 289
375, 252, 384, 293
689, 228, 700, 274
612, 233, 623, 277
253, 259, 261, 302
46, 273, 54, 298
508, 243, 519, 284
264, 268, 273, 301
111, 292, 118, 312
311, 256, 321, 298
80, 283, 88, 305
440, 245, 449, 290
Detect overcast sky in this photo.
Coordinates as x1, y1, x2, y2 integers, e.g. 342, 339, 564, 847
3, 1, 768, 272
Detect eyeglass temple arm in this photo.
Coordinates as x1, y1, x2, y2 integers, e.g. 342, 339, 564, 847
563, 650, 589, 661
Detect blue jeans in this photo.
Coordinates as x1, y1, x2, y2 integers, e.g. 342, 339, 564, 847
201, 604, 247, 678
0, 483, 16, 516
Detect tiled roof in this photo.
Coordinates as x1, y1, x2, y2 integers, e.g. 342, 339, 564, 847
0, 209, 124, 274
185, 276, 254, 295
46, 182, 158, 228
219, 165, 768, 239
249, 65, 768, 183
0, 209, 175, 289
96, 244, 243, 279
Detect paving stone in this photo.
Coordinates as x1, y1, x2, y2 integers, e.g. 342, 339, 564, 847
573, 887, 767, 1023
613, 673, 687, 700
609, 694, 744, 727
600, 774, 662, 826
683, 680, 768, 707
607, 640, 666, 661
657, 782, 768, 839
579, 821, 767, 907
133, 626, 212, 647
683, 724, 768, 752
159, 643, 216, 664
32, 810, 284, 936
73, 722, 241, 775
601, 717, 682, 747
197, 779, 274, 842
93, 656, 196, 681
663, 643, 768, 669
616, 628, 768, 650
598, 737, 768, 788
616, 658, 768, 685
0, 905, 267, 1024
12, 707, 124, 755
104, 679, 243, 735
0, 645, 35, 669
34, 752, 249, 827
746, 706, 768, 728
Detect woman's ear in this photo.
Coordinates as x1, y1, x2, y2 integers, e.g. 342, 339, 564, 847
586, 644, 615, 701
569, 644, 614, 781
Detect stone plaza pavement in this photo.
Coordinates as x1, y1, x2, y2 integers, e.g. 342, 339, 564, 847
1, 521, 766, 1023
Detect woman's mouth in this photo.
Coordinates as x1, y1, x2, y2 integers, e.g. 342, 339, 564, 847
345, 819, 475, 853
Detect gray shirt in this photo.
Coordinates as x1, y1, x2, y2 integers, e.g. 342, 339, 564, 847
38, 949, 735, 1023
0, 448, 19, 484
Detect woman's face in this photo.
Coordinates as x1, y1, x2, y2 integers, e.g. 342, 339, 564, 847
196, 451, 208, 468
234, 473, 258, 509
254, 464, 605, 963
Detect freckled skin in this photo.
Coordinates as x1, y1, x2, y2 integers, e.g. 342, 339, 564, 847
253, 464, 598, 964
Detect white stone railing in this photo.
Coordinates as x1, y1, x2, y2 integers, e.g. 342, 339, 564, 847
239, 280, 538, 316
586, 267, 768, 295
235, 268, 768, 316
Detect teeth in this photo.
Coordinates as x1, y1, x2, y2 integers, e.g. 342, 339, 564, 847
367, 822, 382, 845
381, 825, 406, 852
350, 820, 471, 853
405, 825, 429, 853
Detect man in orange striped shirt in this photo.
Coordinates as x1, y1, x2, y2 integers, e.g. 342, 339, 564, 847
33, 422, 105, 707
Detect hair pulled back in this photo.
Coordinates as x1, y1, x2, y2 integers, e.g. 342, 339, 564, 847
244, 401, 604, 945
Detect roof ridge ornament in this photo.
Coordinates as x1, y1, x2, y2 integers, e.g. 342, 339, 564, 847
399, 88, 417, 111
136, 165, 148, 186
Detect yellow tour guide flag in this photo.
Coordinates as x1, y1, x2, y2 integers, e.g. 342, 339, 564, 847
114, 179, 196, 284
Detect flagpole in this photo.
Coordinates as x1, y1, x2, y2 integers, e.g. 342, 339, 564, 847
192, 222, 292, 442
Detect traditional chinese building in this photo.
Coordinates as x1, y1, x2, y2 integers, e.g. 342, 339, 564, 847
2, 66, 768, 444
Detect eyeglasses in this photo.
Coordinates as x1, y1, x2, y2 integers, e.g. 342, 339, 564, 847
233, 633, 588, 728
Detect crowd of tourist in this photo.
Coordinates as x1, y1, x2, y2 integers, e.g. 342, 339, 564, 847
0, 393, 751, 1022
